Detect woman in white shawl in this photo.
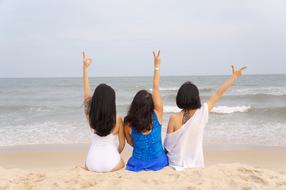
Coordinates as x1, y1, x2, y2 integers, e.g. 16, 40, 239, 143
164, 66, 246, 171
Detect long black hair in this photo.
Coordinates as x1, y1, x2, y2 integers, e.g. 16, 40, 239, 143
176, 81, 201, 110
89, 83, 116, 137
124, 90, 154, 133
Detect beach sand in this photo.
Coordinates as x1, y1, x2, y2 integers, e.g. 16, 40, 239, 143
0, 144, 286, 190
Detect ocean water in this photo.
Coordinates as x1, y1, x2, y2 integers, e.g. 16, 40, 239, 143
0, 75, 286, 147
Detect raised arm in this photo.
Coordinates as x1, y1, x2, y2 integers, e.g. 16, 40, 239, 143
152, 51, 163, 123
208, 66, 246, 112
82, 51, 92, 102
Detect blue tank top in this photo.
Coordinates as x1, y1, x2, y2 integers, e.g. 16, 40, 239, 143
131, 113, 165, 161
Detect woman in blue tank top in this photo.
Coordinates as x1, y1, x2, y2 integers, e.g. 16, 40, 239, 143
124, 51, 168, 172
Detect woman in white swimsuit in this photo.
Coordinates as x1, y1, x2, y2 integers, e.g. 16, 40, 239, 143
82, 51, 125, 172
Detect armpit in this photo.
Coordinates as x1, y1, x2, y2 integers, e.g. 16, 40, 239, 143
84, 98, 91, 116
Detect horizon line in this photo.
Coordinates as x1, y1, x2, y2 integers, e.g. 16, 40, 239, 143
0, 73, 286, 79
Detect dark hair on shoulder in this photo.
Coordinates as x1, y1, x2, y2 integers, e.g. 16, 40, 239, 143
124, 90, 154, 133
176, 81, 201, 110
88, 83, 116, 137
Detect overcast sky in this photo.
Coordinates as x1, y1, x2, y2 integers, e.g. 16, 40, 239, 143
0, 0, 285, 77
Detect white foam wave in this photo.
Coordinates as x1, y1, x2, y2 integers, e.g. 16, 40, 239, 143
150, 87, 214, 92
149, 87, 178, 91
212, 106, 251, 114
231, 87, 286, 96
164, 106, 181, 113
164, 105, 251, 114
150, 86, 286, 96
0, 121, 90, 147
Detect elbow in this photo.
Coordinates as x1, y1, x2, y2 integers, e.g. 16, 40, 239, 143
118, 146, 124, 154
118, 143, 125, 153
127, 141, 133, 147
120, 138, 126, 153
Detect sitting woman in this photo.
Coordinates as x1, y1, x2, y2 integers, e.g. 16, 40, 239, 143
124, 51, 168, 172
82, 51, 125, 172
164, 66, 246, 171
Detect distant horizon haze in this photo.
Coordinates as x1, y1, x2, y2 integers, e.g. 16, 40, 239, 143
0, 0, 286, 77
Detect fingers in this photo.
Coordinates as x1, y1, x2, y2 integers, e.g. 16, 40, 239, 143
82, 51, 86, 58
153, 50, 160, 57
231, 65, 235, 73
240, 66, 247, 71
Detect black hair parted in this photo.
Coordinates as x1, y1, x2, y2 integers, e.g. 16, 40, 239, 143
176, 81, 201, 110
124, 90, 154, 133
89, 83, 116, 137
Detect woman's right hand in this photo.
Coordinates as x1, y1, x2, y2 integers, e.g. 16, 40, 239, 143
153, 50, 161, 67
83, 51, 92, 69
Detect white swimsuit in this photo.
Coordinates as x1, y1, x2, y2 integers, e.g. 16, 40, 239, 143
86, 133, 121, 172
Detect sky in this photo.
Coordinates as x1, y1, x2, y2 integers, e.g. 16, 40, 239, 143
0, 0, 286, 77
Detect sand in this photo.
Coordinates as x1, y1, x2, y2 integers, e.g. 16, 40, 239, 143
0, 144, 286, 190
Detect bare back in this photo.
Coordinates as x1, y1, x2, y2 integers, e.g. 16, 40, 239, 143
167, 109, 197, 134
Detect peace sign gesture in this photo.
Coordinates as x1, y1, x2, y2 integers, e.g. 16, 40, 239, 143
82, 51, 92, 69
153, 50, 161, 66
231, 65, 247, 78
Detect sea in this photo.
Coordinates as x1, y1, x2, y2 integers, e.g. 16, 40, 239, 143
0, 75, 286, 147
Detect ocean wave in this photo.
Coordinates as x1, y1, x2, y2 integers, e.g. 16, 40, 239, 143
230, 87, 286, 96
0, 121, 90, 147
153, 86, 286, 96
223, 94, 286, 100
0, 104, 78, 113
164, 106, 181, 113
149, 87, 214, 92
212, 106, 251, 114
149, 87, 178, 92
164, 105, 286, 115
0, 105, 53, 112
253, 106, 286, 115
163, 105, 251, 114
199, 87, 214, 92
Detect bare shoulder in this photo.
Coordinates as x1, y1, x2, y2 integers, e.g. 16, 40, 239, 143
167, 113, 177, 133
168, 112, 183, 132
170, 112, 181, 123
168, 114, 176, 122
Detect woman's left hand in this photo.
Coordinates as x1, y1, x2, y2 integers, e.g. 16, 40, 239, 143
232, 65, 247, 78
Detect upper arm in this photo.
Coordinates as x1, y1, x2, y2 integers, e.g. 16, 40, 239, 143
84, 96, 91, 103
153, 92, 163, 121
84, 98, 91, 117
154, 109, 163, 125
207, 93, 221, 112
167, 115, 176, 134
117, 116, 125, 153
207, 75, 237, 112
124, 123, 133, 147
117, 117, 124, 139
